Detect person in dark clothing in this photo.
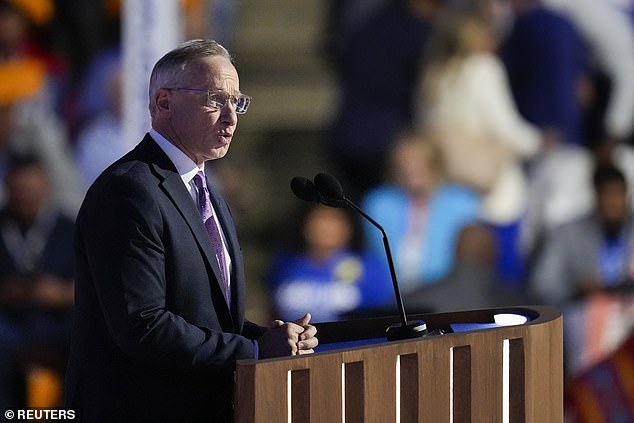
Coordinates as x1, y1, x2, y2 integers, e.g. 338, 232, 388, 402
327, 0, 443, 199
0, 153, 75, 407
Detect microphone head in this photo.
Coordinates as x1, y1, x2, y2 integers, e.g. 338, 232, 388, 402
290, 176, 320, 202
313, 173, 345, 202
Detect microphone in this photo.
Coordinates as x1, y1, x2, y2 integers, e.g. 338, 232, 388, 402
290, 176, 320, 202
294, 173, 427, 341
290, 176, 344, 208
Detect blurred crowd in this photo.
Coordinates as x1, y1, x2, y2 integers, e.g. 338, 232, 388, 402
318, 0, 634, 420
1, 0, 634, 418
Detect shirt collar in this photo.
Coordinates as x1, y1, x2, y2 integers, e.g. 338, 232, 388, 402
149, 128, 203, 185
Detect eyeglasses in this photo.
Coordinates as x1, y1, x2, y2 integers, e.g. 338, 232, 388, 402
166, 88, 251, 114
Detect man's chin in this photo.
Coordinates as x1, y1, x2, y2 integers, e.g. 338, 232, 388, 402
206, 146, 230, 161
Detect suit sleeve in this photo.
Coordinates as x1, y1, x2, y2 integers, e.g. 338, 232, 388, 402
242, 320, 267, 340
77, 174, 257, 371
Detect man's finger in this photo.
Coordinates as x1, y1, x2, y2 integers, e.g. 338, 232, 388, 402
298, 336, 319, 350
289, 339, 299, 356
299, 324, 317, 341
293, 312, 311, 328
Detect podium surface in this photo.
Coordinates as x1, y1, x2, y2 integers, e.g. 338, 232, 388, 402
234, 306, 562, 422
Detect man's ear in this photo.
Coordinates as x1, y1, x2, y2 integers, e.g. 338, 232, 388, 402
155, 89, 170, 112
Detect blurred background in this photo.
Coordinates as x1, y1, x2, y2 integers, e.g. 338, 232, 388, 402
1, 0, 634, 419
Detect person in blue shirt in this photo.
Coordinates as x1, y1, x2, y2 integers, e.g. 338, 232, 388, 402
268, 203, 394, 322
361, 132, 481, 291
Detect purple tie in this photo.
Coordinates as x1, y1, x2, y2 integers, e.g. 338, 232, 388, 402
193, 172, 230, 305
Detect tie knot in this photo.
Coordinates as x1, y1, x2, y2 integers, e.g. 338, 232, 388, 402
193, 171, 206, 190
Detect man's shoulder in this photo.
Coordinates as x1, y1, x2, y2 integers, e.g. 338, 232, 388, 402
80, 149, 164, 214
91, 155, 154, 194
91, 136, 169, 190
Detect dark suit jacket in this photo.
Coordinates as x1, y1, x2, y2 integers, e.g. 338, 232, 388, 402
65, 134, 266, 422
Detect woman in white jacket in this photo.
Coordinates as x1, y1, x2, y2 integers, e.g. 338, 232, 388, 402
418, 7, 542, 282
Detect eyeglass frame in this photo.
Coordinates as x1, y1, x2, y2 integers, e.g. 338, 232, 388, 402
164, 88, 252, 114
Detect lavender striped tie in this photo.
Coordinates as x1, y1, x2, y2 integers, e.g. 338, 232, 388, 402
193, 172, 230, 305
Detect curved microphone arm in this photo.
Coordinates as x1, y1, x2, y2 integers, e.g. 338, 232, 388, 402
342, 196, 408, 328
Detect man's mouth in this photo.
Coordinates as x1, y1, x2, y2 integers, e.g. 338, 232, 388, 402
218, 131, 233, 144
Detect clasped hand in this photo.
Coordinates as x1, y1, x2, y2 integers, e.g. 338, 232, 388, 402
258, 312, 318, 358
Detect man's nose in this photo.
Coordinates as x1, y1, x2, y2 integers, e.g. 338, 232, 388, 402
221, 102, 238, 125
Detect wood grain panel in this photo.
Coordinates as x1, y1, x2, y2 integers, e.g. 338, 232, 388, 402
453, 345, 472, 423
419, 336, 451, 422
470, 332, 503, 423
400, 353, 419, 423
291, 369, 310, 422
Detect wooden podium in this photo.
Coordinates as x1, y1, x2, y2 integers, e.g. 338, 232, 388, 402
234, 306, 562, 422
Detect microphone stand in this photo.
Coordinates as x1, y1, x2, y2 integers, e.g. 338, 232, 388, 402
343, 197, 427, 341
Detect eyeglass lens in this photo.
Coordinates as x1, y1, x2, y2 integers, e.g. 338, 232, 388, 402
209, 92, 250, 114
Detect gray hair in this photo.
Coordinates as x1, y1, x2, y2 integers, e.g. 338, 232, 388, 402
148, 39, 232, 114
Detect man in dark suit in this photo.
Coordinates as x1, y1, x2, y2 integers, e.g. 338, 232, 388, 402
64, 39, 318, 422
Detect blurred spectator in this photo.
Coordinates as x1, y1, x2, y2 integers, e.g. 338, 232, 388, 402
418, 6, 541, 284
0, 0, 67, 116
0, 82, 83, 214
520, 143, 594, 264
0, 92, 82, 214
70, 45, 120, 141
529, 162, 634, 378
542, 0, 634, 151
323, 0, 386, 70
361, 132, 480, 291
326, 0, 443, 200
74, 62, 127, 191
530, 163, 634, 305
267, 203, 394, 322
0, 153, 74, 408
406, 223, 527, 313
502, 0, 634, 265
0, 0, 82, 214
500, 0, 586, 146
520, 144, 634, 267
